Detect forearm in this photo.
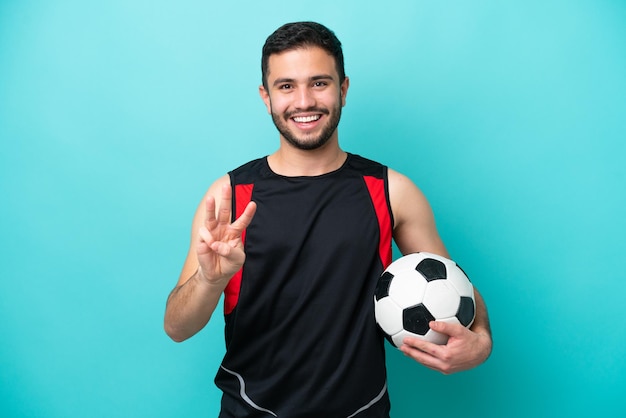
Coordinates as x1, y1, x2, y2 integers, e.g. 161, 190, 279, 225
470, 289, 492, 360
164, 270, 226, 342
471, 290, 490, 333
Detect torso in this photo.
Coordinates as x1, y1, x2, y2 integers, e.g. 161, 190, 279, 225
216, 154, 393, 417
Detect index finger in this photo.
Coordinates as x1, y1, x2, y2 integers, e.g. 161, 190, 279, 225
230, 201, 257, 233
402, 336, 441, 356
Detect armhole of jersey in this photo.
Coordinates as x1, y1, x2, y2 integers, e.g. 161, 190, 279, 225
363, 174, 393, 269
224, 182, 254, 315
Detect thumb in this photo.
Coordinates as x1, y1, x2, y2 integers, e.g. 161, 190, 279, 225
210, 240, 239, 259
430, 320, 466, 337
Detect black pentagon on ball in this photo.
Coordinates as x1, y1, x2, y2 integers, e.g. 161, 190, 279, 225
402, 303, 435, 335
375, 271, 394, 301
415, 258, 447, 282
457, 296, 476, 327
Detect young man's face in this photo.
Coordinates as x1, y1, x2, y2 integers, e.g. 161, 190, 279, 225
260, 46, 349, 151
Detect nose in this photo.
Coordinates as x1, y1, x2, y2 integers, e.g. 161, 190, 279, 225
295, 87, 316, 110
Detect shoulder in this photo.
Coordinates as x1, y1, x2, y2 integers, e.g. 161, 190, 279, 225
229, 157, 271, 182
205, 157, 265, 212
343, 153, 387, 176
191, 174, 231, 223
388, 168, 428, 206
346, 153, 384, 167
206, 174, 231, 198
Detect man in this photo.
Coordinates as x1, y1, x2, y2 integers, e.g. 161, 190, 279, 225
165, 21, 492, 417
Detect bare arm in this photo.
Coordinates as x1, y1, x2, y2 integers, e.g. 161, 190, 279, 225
164, 176, 257, 342
388, 168, 492, 373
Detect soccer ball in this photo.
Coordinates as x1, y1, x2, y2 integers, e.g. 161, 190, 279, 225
374, 252, 475, 346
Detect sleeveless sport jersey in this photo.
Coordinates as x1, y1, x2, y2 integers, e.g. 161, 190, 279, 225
215, 153, 394, 417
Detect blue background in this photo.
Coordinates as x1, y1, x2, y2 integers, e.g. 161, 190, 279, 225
1, 1, 625, 417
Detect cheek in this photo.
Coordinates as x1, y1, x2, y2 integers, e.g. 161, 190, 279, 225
268, 97, 289, 115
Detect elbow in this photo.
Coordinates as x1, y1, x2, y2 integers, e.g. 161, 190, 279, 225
165, 328, 188, 343
166, 330, 186, 343
164, 320, 190, 343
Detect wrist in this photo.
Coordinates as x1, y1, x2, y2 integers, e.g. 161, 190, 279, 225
194, 267, 230, 291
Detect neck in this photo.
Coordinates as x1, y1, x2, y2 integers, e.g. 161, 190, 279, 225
268, 140, 347, 177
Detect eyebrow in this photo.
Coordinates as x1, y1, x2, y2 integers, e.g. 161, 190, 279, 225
272, 74, 334, 87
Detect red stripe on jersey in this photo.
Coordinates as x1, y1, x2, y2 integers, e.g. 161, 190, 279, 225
363, 176, 392, 269
224, 183, 254, 315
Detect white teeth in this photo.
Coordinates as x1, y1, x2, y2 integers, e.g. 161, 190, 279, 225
293, 115, 321, 123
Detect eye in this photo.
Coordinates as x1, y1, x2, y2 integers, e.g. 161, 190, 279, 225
278, 83, 293, 90
313, 81, 328, 88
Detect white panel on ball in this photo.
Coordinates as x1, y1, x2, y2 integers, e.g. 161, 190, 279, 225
422, 280, 461, 319
373, 296, 404, 335
388, 272, 427, 309
445, 266, 474, 297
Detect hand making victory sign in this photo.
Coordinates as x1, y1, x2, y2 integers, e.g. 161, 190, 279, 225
164, 179, 256, 342
196, 184, 257, 284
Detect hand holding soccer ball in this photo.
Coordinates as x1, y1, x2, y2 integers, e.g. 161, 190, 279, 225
374, 252, 476, 347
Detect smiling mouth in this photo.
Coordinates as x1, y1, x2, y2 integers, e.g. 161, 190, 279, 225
292, 115, 322, 123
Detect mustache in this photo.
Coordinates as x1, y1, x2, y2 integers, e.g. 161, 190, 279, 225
284, 107, 330, 119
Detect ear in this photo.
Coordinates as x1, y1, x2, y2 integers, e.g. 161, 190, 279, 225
340, 76, 350, 107
259, 85, 272, 114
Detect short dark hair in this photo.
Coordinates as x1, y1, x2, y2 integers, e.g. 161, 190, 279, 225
261, 21, 345, 89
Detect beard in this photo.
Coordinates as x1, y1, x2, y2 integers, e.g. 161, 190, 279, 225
270, 102, 342, 151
